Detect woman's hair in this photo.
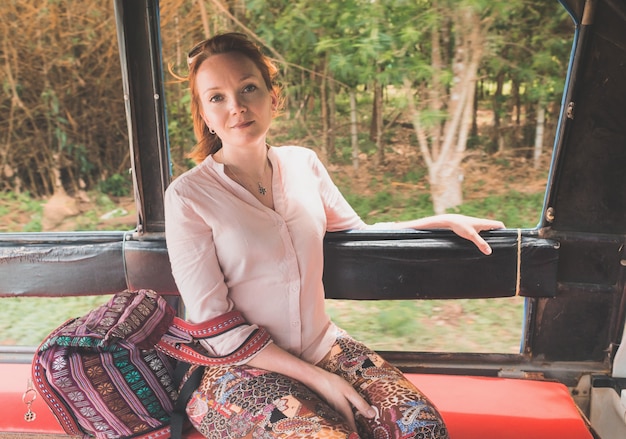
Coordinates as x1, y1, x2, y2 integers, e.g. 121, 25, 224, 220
186, 32, 282, 164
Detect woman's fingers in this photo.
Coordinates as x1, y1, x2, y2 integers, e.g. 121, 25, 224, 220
347, 391, 376, 419
318, 372, 375, 432
450, 216, 505, 255
472, 233, 493, 255
337, 390, 374, 432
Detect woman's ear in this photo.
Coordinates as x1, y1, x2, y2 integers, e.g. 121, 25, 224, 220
200, 111, 212, 131
200, 110, 209, 126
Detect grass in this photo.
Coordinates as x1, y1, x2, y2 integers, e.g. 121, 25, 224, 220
0, 296, 113, 346
0, 191, 43, 232
326, 298, 526, 353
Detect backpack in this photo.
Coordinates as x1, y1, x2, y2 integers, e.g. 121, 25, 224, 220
31, 289, 201, 439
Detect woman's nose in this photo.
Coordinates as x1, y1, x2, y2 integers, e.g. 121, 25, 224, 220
230, 96, 246, 114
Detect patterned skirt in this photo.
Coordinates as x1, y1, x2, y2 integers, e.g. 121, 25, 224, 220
186, 330, 448, 439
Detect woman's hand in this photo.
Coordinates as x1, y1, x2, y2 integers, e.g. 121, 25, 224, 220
440, 214, 506, 255
246, 343, 374, 432
306, 367, 375, 431
391, 213, 506, 255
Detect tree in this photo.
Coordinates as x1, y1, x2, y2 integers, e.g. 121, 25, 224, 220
318, 0, 392, 168
399, 0, 570, 214
0, 0, 127, 196
480, 0, 573, 162
402, 1, 490, 214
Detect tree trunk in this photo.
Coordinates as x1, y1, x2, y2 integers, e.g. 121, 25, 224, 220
429, 10, 444, 160
350, 90, 359, 170
196, 0, 210, 37
327, 77, 336, 161
471, 81, 479, 139
533, 102, 545, 169
320, 61, 329, 159
511, 79, 522, 148
374, 78, 384, 166
430, 155, 464, 215
405, 8, 485, 214
493, 71, 504, 153
369, 80, 378, 141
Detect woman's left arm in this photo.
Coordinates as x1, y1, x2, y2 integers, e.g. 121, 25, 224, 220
388, 213, 506, 255
309, 150, 505, 254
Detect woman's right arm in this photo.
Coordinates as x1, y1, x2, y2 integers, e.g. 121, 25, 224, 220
247, 343, 375, 432
164, 184, 264, 359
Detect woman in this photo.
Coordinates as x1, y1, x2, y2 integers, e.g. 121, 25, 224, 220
165, 32, 504, 439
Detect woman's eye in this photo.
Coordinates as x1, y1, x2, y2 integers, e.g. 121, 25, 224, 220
243, 84, 257, 93
209, 94, 223, 103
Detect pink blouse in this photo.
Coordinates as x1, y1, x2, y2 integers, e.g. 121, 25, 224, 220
164, 145, 367, 365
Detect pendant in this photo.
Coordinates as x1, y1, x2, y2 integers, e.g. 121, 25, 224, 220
258, 183, 267, 195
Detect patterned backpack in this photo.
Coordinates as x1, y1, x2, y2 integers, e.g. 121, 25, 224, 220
31, 290, 198, 439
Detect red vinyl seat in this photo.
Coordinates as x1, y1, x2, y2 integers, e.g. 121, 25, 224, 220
1, 362, 592, 438
407, 374, 593, 439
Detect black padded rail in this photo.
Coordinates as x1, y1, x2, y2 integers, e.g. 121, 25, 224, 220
0, 229, 558, 300
0, 232, 128, 297
323, 230, 558, 300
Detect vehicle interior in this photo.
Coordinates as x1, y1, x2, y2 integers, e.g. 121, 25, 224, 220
1, 0, 625, 438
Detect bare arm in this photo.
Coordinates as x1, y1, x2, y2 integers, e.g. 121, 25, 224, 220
388, 213, 506, 255
246, 343, 375, 431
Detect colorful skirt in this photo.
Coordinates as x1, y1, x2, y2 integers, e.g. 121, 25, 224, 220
186, 330, 448, 439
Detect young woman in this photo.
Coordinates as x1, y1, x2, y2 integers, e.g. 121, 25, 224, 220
165, 32, 504, 439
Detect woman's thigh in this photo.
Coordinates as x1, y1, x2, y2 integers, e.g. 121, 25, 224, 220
317, 331, 449, 439
186, 364, 357, 439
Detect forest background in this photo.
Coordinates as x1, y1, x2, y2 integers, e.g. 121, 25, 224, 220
0, 0, 574, 351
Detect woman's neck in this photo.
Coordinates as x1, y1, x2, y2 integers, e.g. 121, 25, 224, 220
215, 144, 274, 209
216, 143, 269, 177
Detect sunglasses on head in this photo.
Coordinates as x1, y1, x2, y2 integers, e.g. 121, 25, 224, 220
187, 33, 249, 66
186, 39, 207, 66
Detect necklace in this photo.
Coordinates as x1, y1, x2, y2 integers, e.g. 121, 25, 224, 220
225, 157, 270, 196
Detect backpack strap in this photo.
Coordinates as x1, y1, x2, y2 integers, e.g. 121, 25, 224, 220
170, 363, 205, 439
170, 311, 247, 338
157, 311, 272, 366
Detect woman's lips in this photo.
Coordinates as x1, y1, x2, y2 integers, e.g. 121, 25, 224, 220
232, 120, 254, 129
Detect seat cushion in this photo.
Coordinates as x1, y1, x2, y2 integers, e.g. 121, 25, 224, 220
0, 362, 592, 438
407, 373, 593, 439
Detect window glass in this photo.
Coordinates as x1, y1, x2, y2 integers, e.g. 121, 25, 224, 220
1, 1, 573, 353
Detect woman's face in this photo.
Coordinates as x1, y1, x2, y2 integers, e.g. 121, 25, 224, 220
195, 51, 277, 151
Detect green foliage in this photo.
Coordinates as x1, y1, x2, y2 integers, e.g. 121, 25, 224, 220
1, 1, 126, 196
454, 192, 544, 228
3, 0, 574, 196
333, 132, 377, 165
342, 186, 435, 224
339, 177, 543, 228
99, 173, 132, 197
